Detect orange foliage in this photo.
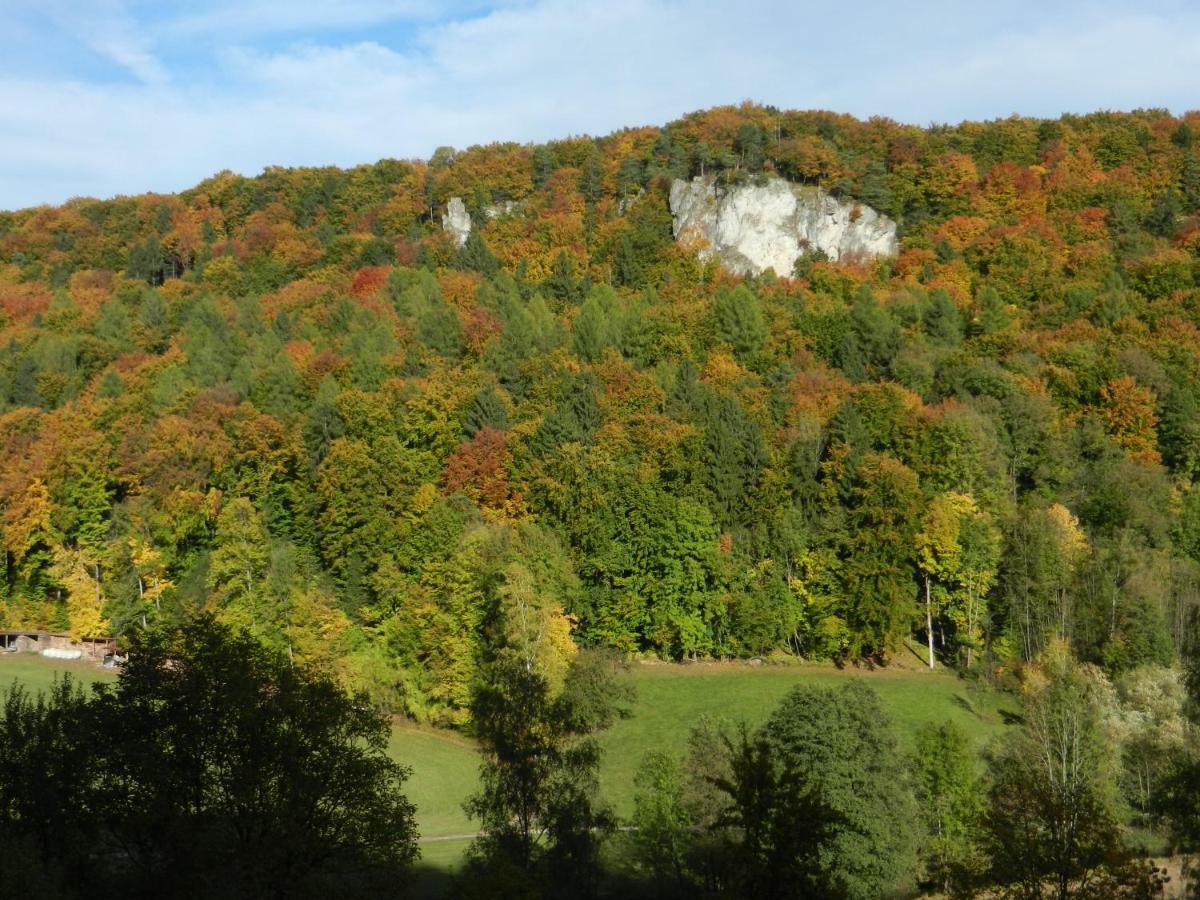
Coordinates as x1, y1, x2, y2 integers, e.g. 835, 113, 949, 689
349, 265, 391, 298
1098, 375, 1160, 463
443, 427, 515, 513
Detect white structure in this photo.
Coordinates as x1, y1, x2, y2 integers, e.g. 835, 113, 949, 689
669, 175, 899, 276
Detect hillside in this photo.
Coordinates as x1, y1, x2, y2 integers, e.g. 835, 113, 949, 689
1, 105, 1199, 725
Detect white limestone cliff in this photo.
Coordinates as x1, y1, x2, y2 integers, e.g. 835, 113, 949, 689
441, 197, 472, 247
442, 198, 521, 247
668, 176, 899, 276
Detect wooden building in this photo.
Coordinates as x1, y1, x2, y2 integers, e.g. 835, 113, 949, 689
0, 630, 118, 660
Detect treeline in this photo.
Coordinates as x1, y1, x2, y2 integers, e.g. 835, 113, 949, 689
6, 619, 1200, 899
1, 105, 1200, 722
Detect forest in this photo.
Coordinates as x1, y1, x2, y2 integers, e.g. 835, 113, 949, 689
2, 104, 1200, 719
3, 102, 1200, 896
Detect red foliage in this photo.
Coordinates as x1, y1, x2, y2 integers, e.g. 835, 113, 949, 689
442, 427, 512, 511
349, 266, 391, 298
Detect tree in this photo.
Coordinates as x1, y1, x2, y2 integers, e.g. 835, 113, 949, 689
303, 375, 345, 469
713, 285, 768, 360
0, 616, 419, 899
459, 232, 500, 276
982, 649, 1128, 900
207, 496, 271, 618
1113, 666, 1192, 820
48, 543, 108, 639
913, 721, 986, 893
1156, 620, 1200, 856
924, 288, 965, 346
1002, 504, 1090, 662
466, 384, 509, 436
735, 124, 766, 172
916, 492, 1000, 668
464, 652, 629, 899
839, 454, 923, 660
629, 751, 694, 894
761, 681, 918, 900
706, 725, 842, 899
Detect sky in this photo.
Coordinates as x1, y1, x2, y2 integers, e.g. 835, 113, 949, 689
2, 0, 1199, 211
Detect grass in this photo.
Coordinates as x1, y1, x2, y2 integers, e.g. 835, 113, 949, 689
0, 651, 114, 694
386, 652, 1017, 835
389, 724, 480, 837
412, 838, 472, 900
1, 650, 1015, 832
598, 656, 1016, 819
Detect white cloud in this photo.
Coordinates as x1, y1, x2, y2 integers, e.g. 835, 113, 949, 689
1, 0, 1198, 209
33, 0, 170, 85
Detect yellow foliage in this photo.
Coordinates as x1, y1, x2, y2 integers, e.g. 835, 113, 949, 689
49, 544, 109, 639
1046, 503, 1088, 570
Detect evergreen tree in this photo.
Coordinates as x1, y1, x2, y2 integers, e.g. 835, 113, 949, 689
466, 384, 509, 436
713, 285, 768, 360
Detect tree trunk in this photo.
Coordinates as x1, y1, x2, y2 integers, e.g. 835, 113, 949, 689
925, 575, 935, 669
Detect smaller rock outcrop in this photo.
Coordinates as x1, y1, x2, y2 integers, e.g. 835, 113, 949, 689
442, 197, 472, 247
484, 200, 518, 220
669, 176, 899, 276
442, 198, 521, 247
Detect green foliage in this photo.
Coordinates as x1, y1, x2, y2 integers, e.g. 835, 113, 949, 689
913, 721, 986, 892
712, 285, 768, 360
629, 751, 694, 893
761, 681, 919, 900
0, 617, 418, 899
463, 652, 627, 898
982, 652, 1129, 899
705, 724, 843, 899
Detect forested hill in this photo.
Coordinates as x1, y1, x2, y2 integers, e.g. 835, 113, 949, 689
2, 104, 1199, 724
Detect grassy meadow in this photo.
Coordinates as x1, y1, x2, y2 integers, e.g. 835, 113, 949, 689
0, 651, 114, 694
388, 652, 1017, 841
598, 656, 1015, 819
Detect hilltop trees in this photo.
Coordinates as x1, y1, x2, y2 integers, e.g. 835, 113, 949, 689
1, 102, 1200, 723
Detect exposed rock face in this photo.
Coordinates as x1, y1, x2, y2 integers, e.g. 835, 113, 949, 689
442, 197, 472, 247
442, 197, 520, 246
669, 176, 899, 276
484, 200, 518, 220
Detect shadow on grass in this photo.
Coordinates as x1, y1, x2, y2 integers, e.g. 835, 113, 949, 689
1000, 708, 1025, 726
412, 862, 457, 900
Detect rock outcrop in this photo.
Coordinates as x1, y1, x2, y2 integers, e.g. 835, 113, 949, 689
441, 197, 472, 247
669, 176, 898, 276
441, 198, 520, 247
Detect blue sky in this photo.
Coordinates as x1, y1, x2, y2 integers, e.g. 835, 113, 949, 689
3, 0, 1199, 210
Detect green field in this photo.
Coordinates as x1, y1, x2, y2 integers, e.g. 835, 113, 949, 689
389, 725, 480, 837
0, 652, 114, 694
0, 649, 1016, 894
601, 657, 1016, 817
390, 654, 1016, 836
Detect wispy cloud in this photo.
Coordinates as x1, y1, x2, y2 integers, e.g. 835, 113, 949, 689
32, 0, 170, 84
1, 0, 1197, 209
